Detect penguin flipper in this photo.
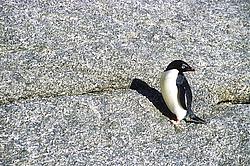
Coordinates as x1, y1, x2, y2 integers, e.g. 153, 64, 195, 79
176, 73, 206, 124
176, 74, 192, 110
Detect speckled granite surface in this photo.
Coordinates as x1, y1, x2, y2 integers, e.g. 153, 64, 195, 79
1, 91, 249, 165
1, 0, 249, 165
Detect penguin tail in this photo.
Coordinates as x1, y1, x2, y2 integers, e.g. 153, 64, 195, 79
185, 113, 206, 124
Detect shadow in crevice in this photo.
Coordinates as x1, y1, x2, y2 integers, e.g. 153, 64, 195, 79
130, 78, 177, 121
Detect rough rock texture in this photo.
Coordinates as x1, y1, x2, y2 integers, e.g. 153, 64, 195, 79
1, 0, 249, 104
1, 91, 249, 165
1, 0, 249, 165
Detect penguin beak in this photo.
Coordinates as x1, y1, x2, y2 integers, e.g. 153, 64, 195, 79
188, 67, 195, 71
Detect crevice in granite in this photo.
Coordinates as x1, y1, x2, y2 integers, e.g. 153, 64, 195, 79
0, 86, 128, 106
217, 99, 250, 105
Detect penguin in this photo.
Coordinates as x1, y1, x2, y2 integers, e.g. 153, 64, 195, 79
160, 60, 206, 124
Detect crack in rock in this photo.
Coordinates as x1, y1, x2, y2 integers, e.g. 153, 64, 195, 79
217, 99, 250, 105
0, 86, 128, 106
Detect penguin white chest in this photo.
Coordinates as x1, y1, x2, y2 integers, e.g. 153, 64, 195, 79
160, 69, 187, 121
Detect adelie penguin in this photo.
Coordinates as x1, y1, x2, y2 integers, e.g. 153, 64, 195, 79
160, 60, 206, 124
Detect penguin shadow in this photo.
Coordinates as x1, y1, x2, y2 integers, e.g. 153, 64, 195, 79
130, 78, 177, 121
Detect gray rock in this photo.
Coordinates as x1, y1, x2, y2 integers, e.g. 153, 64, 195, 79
1, 0, 249, 104
1, 91, 249, 165
1, 0, 250, 165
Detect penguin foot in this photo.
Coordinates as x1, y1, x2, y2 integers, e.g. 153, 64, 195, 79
170, 120, 184, 132
174, 125, 184, 132
170, 120, 180, 125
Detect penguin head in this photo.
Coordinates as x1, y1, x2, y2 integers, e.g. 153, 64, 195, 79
165, 60, 195, 73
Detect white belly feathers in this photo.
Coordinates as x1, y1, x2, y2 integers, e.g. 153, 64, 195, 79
160, 69, 187, 121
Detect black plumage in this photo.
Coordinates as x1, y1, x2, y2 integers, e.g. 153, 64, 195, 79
176, 73, 206, 124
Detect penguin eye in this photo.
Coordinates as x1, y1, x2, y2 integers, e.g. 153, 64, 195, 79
181, 64, 187, 69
